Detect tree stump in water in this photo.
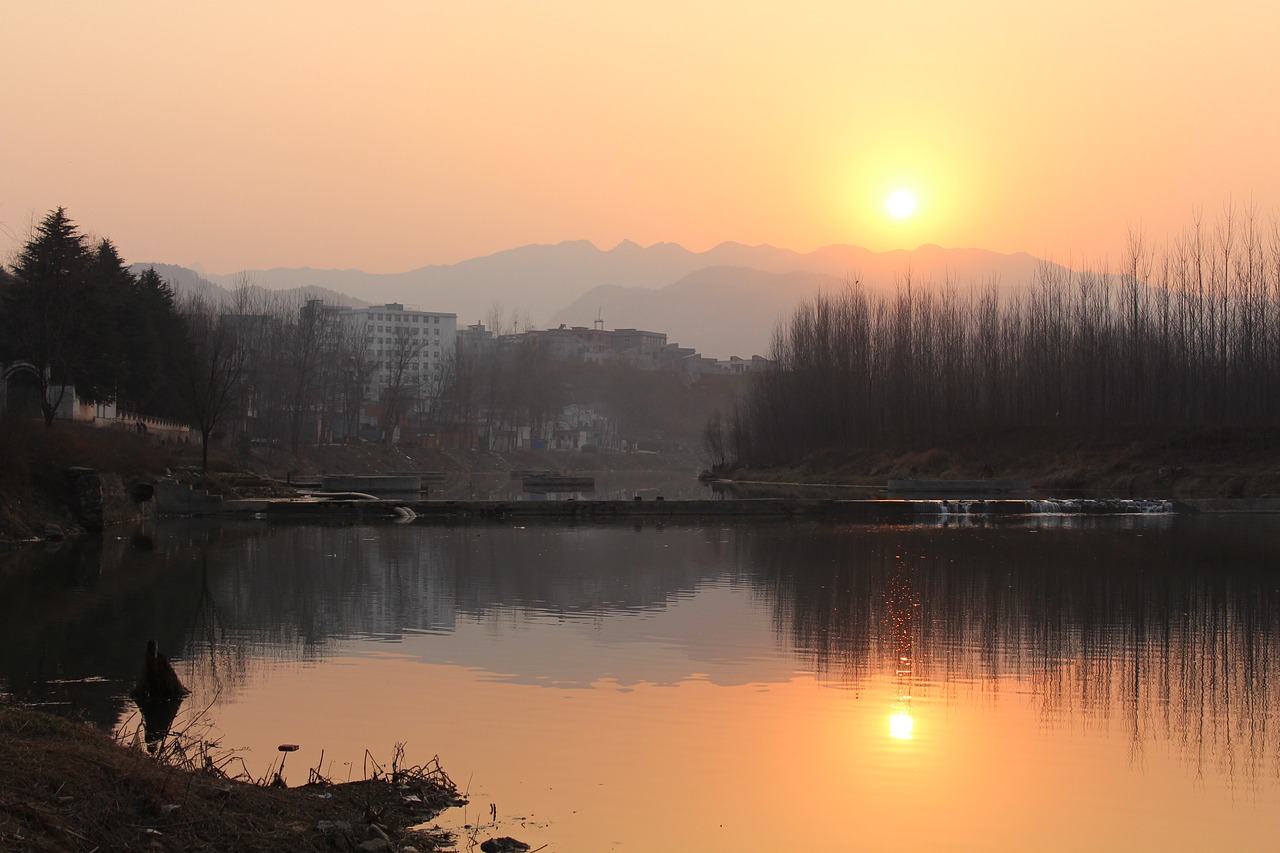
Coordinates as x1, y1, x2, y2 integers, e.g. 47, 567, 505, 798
130, 640, 189, 752
130, 640, 189, 703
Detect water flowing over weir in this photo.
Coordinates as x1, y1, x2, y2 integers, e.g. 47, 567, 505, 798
910, 498, 1175, 517
152, 490, 1186, 523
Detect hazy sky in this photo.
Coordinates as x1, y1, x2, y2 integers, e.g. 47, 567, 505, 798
3, 1, 1277, 274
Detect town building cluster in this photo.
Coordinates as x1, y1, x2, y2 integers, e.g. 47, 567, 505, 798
2, 296, 769, 453
458, 320, 770, 375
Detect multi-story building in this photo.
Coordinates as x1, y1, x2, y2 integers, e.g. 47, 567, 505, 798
456, 323, 498, 362
610, 328, 667, 356
344, 302, 458, 394
716, 355, 772, 374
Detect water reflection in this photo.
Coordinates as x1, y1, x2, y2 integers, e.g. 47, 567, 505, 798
886, 553, 916, 741
752, 520, 1280, 780
1, 516, 1278, 788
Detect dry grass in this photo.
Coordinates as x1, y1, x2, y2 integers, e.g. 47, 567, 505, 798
0, 417, 242, 540
0, 703, 464, 852
722, 426, 1280, 498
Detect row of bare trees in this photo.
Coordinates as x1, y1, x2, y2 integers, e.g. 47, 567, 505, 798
175, 287, 387, 464
729, 210, 1280, 466
441, 307, 564, 450
177, 294, 541, 459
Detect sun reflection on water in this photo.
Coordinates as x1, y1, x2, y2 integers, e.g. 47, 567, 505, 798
889, 707, 915, 740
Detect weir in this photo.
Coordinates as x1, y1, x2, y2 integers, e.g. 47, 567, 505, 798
153, 490, 1197, 521
911, 498, 1175, 516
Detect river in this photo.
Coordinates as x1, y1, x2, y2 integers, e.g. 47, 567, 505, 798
2, 513, 1278, 850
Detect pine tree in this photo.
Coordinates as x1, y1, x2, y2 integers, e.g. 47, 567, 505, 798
2, 208, 92, 426
79, 238, 136, 404
123, 267, 183, 416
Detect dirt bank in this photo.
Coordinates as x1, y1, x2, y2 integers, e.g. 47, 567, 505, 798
0, 418, 702, 542
0, 703, 463, 852
718, 428, 1280, 499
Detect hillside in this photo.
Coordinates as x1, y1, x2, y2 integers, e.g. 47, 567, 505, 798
552, 266, 843, 359
135, 241, 1069, 358
127, 263, 368, 309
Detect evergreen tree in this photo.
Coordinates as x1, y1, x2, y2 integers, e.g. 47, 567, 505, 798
79, 238, 136, 404
2, 208, 92, 426
122, 267, 184, 416
0, 267, 15, 360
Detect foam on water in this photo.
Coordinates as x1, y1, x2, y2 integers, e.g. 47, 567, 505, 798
912, 498, 1174, 516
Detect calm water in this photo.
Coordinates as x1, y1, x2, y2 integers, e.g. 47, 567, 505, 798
2, 515, 1279, 851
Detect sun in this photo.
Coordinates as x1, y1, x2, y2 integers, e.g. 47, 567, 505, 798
885, 189, 918, 220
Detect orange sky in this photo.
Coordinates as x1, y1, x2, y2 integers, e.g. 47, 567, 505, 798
3, 1, 1278, 274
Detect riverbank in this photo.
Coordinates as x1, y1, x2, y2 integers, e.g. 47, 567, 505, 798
0, 418, 701, 542
0, 702, 463, 852
6, 418, 1279, 543
715, 428, 1280, 499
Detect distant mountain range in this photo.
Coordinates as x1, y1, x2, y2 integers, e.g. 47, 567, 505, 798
134, 263, 368, 311
133, 241, 1063, 359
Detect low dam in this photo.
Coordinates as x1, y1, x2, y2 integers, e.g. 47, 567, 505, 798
149, 487, 1240, 522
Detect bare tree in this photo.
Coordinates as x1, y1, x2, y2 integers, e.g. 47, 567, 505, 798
701, 410, 728, 469
282, 297, 340, 452
336, 319, 375, 441
174, 293, 248, 471
727, 210, 1280, 469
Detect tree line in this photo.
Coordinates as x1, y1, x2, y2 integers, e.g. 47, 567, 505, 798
1, 209, 735, 469
0, 208, 186, 427
0, 208, 363, 468
726, 209, 1280, 467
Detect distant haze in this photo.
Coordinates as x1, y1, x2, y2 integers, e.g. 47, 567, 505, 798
3, 4, 1277, 274
137, 241, 1064, 359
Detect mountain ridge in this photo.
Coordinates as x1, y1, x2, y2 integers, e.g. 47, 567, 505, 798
134, 241, 1068, 359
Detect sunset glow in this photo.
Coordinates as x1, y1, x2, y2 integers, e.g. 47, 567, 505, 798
2, 2, 1278, 272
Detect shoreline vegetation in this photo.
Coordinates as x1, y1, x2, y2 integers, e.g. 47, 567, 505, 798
0, 703, 468, 852
710, 425, 1280, 500
713, 213, 1280, 488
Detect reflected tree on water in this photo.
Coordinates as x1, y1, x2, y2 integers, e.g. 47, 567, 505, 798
749, 520, 1280, 782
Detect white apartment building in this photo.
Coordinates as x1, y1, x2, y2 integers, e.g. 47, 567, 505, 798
344, 302, 458, 398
